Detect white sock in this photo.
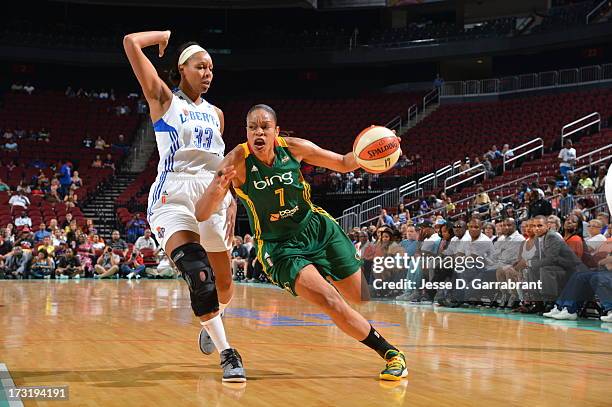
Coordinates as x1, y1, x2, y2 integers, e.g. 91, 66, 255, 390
201, 315, 230, 353
219, 301, 230, 316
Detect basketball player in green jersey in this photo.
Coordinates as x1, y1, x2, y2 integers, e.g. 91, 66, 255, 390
195, 104, 407, 381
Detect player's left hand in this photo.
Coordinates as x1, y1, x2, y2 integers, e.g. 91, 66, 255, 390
391, 129, 402, 144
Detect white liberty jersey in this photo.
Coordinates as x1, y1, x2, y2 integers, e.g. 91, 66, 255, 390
152, 89, 225, 175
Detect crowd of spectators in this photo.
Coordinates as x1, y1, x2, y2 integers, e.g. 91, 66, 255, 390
0, 223, 175, 280
0, 157, 82, 205
352, 203, 610, 321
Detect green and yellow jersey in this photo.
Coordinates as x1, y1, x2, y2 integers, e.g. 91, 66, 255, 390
234, 136, 361, 294
235, 136, 325, 242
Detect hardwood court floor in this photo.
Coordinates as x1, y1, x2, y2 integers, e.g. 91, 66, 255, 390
0, 280, 611, 407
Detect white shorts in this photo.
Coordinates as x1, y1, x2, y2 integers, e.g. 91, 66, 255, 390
147, 171, 233, 253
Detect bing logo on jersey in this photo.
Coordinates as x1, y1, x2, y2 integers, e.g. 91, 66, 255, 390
253, 171, 294, 190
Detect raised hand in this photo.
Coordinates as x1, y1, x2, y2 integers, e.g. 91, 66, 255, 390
159, 30, 171, 57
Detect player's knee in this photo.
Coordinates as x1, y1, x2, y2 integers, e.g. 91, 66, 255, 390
171, 242, 219, 316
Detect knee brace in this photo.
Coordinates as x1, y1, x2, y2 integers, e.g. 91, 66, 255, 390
171, 242, 219, 316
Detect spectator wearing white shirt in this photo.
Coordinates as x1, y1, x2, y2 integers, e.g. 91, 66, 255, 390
134, 229, 158, 251
23, 83, 35, 95
454, 219, 495, 304
458, 219, 494, 266
14, 213, 32, 228
9, 192, 30, 211
91, 234, 106, 251
501, 144, 514, 159
418, 220, 441, 256
447, 221, 467, 256
243, 234, 253, 253
558, 139, 576, 177
493, 219, 525, 267
586, 219, 606, 251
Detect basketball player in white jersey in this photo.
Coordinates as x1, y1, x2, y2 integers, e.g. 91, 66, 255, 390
123, 30, 245, 382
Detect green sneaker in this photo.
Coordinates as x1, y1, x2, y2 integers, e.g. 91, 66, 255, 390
380, 350, 408, 381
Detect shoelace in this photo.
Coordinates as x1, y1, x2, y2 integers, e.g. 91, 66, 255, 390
221, 352, 242, 369
386, 355, 404, 371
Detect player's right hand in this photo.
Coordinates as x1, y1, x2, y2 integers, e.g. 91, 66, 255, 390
159, 30, 171, 57
215, 166, 237, 190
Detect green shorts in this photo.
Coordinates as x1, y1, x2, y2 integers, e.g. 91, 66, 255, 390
257, 212, 362, 296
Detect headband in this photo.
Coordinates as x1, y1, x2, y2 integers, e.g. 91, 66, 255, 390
178, 45, 206, 66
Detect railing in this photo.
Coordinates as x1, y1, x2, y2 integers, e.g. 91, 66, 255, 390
417, 172, 436, 194
343, 204, 360, 215
407, 104, 418, 128
335, 213, 359, 232
423, 87, 439, 111
401, 187, 422, 203
576, 144, 612, 167
585, 201, 611, 217
441, 62, 612, 97
574, 154, 612, 173
359, 204, 381, 227
386, 103, 420, 135
519, 73, 538, 90
559, 68, 579, 85
418, 172, 540, 221
481, 78, 499, 94
444, 164, 485, 193
398, 181, 417, 199
552, 193, 607, 218
503, 137, 544, 171
587, 0, 609, 24
580, 65, 601, 82
539, 70, 557, 87
561, 112, 601, 146
360, 186, 398, 222
385, 114, 402, 135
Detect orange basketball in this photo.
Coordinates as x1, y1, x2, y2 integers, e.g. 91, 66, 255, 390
353, 125, 401, 173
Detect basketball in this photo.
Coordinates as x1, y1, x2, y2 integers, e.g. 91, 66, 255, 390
353, 125, 401, 173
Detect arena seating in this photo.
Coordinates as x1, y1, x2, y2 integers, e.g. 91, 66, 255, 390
220, 92, 423, 150
443, 129, 612, 216
0, 90, 139, 227
406, 88, 612, 174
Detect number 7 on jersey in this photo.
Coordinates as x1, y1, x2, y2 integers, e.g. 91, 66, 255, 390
274, 188, 285, 207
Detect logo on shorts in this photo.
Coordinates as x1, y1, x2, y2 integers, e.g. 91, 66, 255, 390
281, 156, 289, 163
251, 165, 259, 172
156, 226, 165, 239
161, 191, 168, 204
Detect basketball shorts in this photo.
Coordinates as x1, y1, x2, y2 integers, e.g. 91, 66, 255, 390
147, 171, 233, 252
257, 211, 362, 296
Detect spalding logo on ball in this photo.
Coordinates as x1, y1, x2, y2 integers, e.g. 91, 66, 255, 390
353, 125, 401, 173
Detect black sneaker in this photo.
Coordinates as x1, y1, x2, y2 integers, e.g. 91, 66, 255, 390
220, 348, 246, 383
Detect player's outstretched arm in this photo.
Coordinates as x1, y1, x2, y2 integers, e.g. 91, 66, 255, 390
195, 147, 244, 222
123, 30, 173, 120
285, 137, 359, 173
